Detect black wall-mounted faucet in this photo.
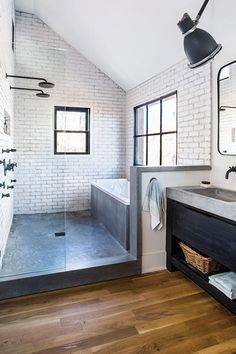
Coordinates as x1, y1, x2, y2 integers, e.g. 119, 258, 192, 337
0, 182, 5, 188
2, 148, 16, 153
2, 193, 10, 198
225, 166, 236, 179
5, 161, 17, 174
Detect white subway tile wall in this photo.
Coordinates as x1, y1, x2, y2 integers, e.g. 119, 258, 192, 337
0, 0, 15, 265
14, 12, 126, 214
125, 60, 212, 175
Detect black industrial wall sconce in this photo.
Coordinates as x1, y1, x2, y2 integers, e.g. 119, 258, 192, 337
178, 0, 222, 68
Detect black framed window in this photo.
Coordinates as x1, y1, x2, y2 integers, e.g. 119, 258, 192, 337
54, 106, 90, 155
134, 91, 177, 166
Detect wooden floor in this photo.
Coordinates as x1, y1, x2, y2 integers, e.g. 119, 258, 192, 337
0, 271, 236, 354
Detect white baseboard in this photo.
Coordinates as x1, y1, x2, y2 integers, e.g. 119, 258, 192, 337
142, 250, 166, 274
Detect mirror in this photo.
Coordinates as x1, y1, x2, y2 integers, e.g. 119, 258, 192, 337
218, 61, 236, 155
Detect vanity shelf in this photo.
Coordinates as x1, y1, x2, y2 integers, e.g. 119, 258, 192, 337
167, 199, 236, 315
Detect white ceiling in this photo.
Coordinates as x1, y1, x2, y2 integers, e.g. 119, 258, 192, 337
14, 0, 214, 91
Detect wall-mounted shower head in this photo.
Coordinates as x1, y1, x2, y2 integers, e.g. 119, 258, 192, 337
38, 81, 55, 89
36, 91, 50, 98
6, 74, 55, 89
10, 86, 50, 98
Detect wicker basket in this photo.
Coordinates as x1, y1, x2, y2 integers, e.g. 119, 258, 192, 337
179, 242, 222, 274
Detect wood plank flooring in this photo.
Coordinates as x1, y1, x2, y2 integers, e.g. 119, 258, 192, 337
0, 271, 236, 354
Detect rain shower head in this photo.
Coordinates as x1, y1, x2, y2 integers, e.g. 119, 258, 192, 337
36, 91, 50, 98
6, 74, 55, 89
10, 86, 50, 98
38, 81, 55, 89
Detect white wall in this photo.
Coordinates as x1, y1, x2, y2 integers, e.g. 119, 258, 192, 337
210, 0, 236, 191
14, 12, 126, 214
125, 60, 212, 175
0, 0, 15, 266
141, 169, 210, 273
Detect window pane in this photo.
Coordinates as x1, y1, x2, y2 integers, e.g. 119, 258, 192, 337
57, 111, 87, 131
56, 132, 87, 153
135, 106, 146, 135
162, 95, 176, 132
162, 133, 176, 166
148, 101, 160, 134
135, 136, 146, 165
147, 135, 160, 166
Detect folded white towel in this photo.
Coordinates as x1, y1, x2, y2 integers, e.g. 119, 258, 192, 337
209, 272, 236, 292
143, 178, 164, 231
209, 278, 236, 300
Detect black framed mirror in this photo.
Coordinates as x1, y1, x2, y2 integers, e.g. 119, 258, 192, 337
218, 60, 236, 155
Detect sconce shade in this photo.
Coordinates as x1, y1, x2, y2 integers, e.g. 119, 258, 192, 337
178, 13, 222, 68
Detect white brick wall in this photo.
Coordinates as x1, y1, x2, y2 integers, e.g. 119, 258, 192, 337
125, 60, 212, 175
14, 12, 126, 214
0, 0, 15, 265
14, 12, 212, 215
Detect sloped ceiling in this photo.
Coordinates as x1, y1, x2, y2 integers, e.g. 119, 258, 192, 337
14, 0, 215, 91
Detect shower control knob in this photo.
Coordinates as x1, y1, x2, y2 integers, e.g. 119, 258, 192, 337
2, 148, 17, 153
2, 193, 10, 198
0, 182, 5, 188
5, 161, 17, 172
7, 185, 14, 189
11, 179, 17, 183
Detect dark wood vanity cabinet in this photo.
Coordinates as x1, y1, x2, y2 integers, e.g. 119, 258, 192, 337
166, 198, 236, 314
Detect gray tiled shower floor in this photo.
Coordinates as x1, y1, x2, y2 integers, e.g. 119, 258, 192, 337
0, 211, 130, 278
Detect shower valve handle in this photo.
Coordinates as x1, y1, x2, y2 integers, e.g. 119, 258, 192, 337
2, 193, 10, 198
6, 162, 17, 171
7, 185, 14, 189
0, 182, 5, 188
2, 148, 16, 153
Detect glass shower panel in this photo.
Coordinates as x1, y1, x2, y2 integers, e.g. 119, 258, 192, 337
63, 51, 131, 273
0, 43, 67, 280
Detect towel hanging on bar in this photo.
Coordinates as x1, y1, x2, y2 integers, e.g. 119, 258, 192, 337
143, 178, 164, 231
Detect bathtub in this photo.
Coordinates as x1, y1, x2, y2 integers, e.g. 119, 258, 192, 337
91, 179, 130, 250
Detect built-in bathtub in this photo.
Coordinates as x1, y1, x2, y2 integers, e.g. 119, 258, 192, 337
91, 179, 130, 250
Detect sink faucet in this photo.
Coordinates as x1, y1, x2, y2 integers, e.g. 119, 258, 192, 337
225, 166, 236, 179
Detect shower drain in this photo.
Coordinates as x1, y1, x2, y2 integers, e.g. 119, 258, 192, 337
54, 232, 66, 237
